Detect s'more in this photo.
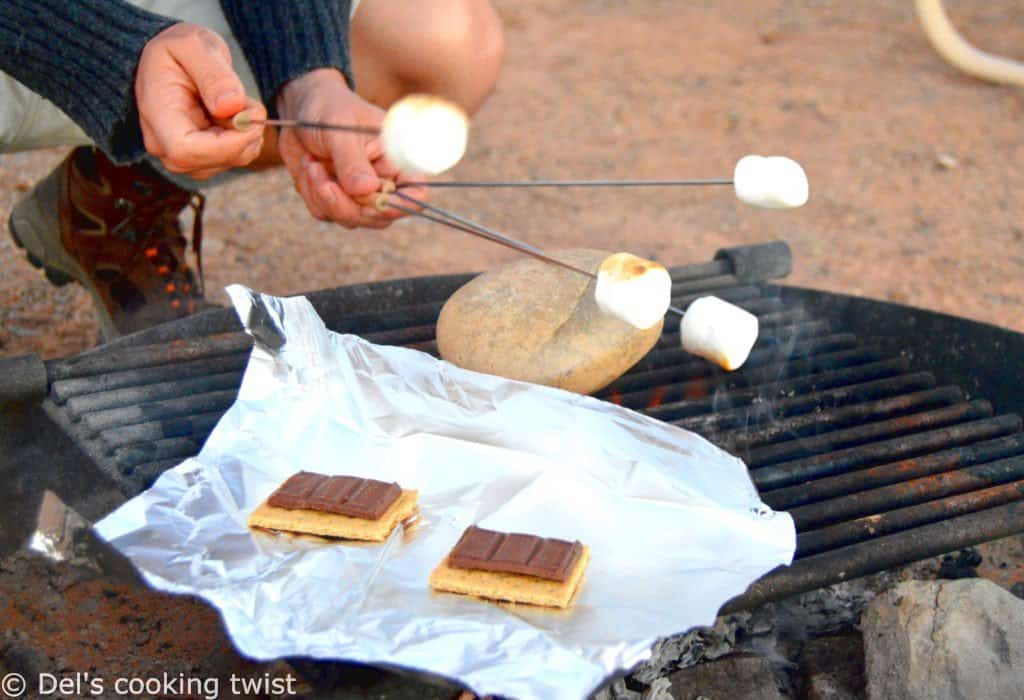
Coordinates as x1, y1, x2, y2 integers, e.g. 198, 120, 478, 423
247, 471, 418, 542
429, 526, 590, 609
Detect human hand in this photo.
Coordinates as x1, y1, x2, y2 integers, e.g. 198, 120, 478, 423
276, 68, 428, 229
135, 23, 266, 179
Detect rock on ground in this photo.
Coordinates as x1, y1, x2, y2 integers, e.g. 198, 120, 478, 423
797, 634, 865, 700
862, 579, 1024, 700
668, 654, 784, 700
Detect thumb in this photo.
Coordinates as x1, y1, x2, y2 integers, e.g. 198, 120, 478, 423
171, 29, 246, 119
330, 136, 380, 197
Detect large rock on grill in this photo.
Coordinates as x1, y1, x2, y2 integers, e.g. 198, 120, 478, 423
436, 249, 663, 394
862, 578, 1024, 700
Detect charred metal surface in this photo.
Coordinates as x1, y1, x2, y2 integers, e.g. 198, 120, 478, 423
763, 431, 1024, 510
795, 476, 1024, 555
725, 500, 1024, 612
790, 454, 1024, 531
47, 333, 252, 381
750, 415, 1021, 491
0, 354, 48, 403
747, 400, 994, 475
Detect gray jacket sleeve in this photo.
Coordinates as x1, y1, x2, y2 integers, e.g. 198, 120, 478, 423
219, 1, 354, 116
0, 0, 178, 162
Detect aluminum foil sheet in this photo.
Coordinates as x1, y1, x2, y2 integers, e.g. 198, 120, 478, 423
95, 286, 796, 700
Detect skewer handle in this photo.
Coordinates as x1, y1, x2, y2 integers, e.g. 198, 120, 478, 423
232, 110, 256, 131
354, 179, 396, 210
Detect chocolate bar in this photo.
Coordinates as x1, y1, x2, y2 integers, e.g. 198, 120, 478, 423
266, 471, 401, 520
447, 526, 583, 582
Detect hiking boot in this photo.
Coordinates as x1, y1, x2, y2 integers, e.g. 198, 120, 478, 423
8, 147, 208, 340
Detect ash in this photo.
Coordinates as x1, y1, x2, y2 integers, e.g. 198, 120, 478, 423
596, 568, 905, 700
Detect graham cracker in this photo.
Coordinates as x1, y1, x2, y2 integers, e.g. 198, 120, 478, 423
428, 546, 590, 609
247, 489, 418, 542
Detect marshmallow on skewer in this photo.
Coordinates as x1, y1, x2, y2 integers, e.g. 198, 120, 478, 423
734, 155, 809, 209
680, 296, 759, 371
594, 253, 673, 330
381, 94, 469, 175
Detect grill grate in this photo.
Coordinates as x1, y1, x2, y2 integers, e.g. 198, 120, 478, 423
30, 241, 1024, 609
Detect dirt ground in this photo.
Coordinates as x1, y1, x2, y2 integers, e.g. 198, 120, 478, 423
2, 1, 1024, 697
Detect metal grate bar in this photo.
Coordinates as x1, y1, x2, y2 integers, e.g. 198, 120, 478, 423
614, 351, 904, 410
752, 412, 1015, 490
64, 371, 244, 419
359, 324, 438, 347
763, 431, 1024, 510
98, 410, 226, 451
795, 473, 1024, 556
326, 301, 446, 335
50, 353, 249, 404
673, 285, 771, 309
791, 453, 1024, 531
599, 341, 881, 398
631, 327, 851, 375
113, 437, 208, 472
675, 375, 945, 436
725, 499, 1024, 611
640, 358, 912, 418
718, 385, 963, 449
671, 274, 742, 295
48, 333, 253, 381
81, 390, 238, 436
666, 258, 732, 282
131, 458, 189, 483
747, 400, 993, 472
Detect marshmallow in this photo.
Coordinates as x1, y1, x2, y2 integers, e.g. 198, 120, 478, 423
381, 94, 469, 175
594, 253, 672, 330
733, 155, 809, 209
679, 296, 759, 371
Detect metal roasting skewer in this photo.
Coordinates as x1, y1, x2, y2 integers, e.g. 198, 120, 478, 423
232, 108, 736, 195
399, 178, 734, 189
230, 112, 380, 135
231, 114, 730, 196
386, 190, 686, 318
231, 109, 713, 318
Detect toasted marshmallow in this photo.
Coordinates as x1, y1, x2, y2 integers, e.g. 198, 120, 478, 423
381, 94, 469, 175
733, 155, 809, 209
680, 296, 759, 371
594, 253, 672, 330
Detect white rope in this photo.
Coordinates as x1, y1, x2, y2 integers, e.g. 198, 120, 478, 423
916, 0, 1024, 87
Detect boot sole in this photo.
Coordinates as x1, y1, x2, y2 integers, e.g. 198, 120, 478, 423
8, 216, 76, 287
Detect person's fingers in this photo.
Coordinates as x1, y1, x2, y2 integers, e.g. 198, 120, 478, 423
230, 99, 267, 168
293, 159, 328, 222
167, 26, 246, 119
306, 159, 369, 228
136, 25, 262, 173
277, 131, 305, 180
179, 165, 228, 181
324, 132, 380, 199
370, 151, 400, 182
140, 87, 260, 172
364, 136, 384, 163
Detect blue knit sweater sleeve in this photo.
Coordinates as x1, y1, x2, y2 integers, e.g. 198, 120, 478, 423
0, 0, 177, 162
219, 0, 354, 115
